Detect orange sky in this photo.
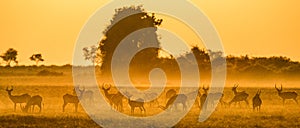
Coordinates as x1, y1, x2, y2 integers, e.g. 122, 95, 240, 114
0, 0, 299, 65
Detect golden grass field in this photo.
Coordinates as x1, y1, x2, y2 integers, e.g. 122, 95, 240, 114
0, 66, 300, 127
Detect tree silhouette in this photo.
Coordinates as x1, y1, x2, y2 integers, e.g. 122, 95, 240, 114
83, 45, 101, 65
0, 48, 18, 66
98, 6, 164, 76
84, 6, 300, 80
30, 54, 44, 66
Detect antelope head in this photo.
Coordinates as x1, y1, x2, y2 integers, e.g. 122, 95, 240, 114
256, 89, 261, 96
102, 83, 111, 91
6, 86, 14, 95
232, 84, 239, 91
202, 85, 209, 94
6, 86, 13, 91
275, 84, 282, 93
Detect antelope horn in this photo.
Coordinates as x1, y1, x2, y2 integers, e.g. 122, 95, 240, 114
234, 84, 238, 87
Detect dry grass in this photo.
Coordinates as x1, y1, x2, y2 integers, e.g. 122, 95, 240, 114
0, 67, 300, 127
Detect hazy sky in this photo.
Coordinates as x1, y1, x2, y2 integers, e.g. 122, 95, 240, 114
0, 0, 299, 65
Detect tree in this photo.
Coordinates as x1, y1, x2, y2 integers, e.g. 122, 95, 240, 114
83, 45, 101, 65
30, 54, 44, 66
0, 48, 18, 66
98, 6, 163, 76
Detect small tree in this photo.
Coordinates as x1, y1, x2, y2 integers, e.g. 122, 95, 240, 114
83, 45, 101, 65
30, 54, 44, 66
0, 48, 18, 66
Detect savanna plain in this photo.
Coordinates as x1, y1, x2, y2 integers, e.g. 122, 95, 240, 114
0, 66, 300, 128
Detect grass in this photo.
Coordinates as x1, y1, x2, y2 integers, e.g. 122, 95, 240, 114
1, 104, 300, 128
1, 86, 300, 127
1, 67, 300, 127
0, 114, 101, 128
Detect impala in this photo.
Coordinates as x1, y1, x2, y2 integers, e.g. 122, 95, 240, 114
160, 94, 188, 111
229, 84, 249, 107
101, 84, 124, 111
252, 90, 262, 111
166, 89, 177, 100
74, 88, 94, 105
6, 86, 31, 112
110, 91, 125, 112
62, 86, 85, 112
101, 83, 115, 105
124, 92, 146, 115
200, 86, 225, 110
21, 95, 43, 113
275, 84, 298, 105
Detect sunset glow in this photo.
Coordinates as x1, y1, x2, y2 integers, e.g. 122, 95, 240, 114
0, 1, 299, 65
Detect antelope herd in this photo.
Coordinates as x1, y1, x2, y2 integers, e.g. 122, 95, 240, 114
3, 83, 299, 114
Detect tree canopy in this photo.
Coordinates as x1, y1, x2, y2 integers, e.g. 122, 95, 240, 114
0, 48, 18, 66
30, 54, 44, 66
82, 5, 300, 81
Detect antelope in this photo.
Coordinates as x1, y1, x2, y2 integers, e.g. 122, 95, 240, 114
166, 89, 177, 100
21, 95, 43, 113
101, 84, 115, 105
76, 89, 94, 105
124, 92, 146, 115
165, 89, 177, 104
229, 84, 249, 107
101, 84, 124, 111
6, 86, 31, 112
252, 90, 262, 111
159, 94, 188, 111
275, 84, 298, 105
110, 92, 125, 112
199, 86, 225, 110
62, 86, 85, 112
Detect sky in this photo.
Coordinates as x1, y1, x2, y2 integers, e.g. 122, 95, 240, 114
0, 0, 299, 65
